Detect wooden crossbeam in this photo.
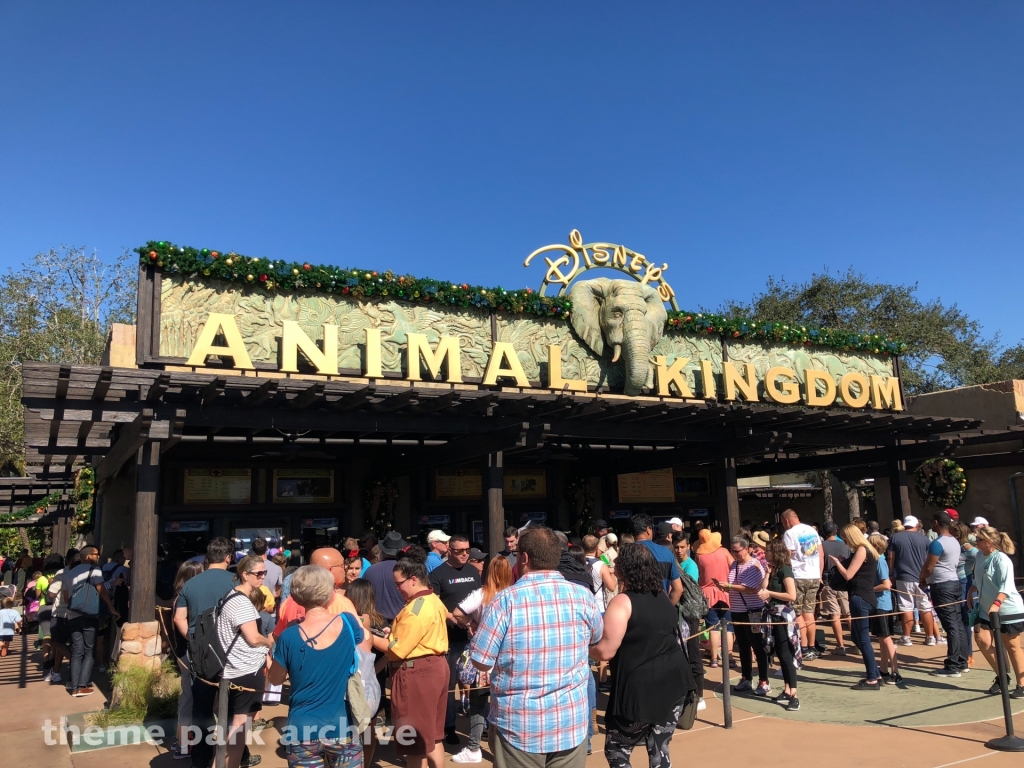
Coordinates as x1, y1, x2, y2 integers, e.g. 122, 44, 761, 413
145, 373, 171, 403
329, 384, 375, 412
408, 391, 461, 415
370, 389, 416, 412
287, 382, 326, 410
244, 379, 279, 408
55, 366, 72, 400
198, 377, 226, 406
92, 368, 113, 401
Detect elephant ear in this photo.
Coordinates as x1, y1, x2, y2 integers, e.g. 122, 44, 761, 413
641, 283, 668, 349
568, 278, 611, 357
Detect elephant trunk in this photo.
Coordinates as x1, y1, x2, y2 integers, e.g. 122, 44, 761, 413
621, 309, 650, 396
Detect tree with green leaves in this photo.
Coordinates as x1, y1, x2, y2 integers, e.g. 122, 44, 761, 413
718, 268, 1024, 395
0, 245, 135, 474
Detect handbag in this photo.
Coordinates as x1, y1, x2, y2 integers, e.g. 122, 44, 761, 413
344, 616, 377, 734
677, 689, 700, 730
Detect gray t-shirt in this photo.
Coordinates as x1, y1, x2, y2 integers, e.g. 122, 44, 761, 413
926, 535, 961, 585
887, 530, 929, 582
261, 558, 283, 596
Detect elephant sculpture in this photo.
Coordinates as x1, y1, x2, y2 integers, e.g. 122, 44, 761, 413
568, 278, 668, 396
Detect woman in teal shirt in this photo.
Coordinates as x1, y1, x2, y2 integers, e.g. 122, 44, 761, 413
869, 535, 900, 684
968, 527, 1024, 698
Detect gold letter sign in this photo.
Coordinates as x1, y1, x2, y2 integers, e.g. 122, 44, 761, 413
187, 313, 254, 370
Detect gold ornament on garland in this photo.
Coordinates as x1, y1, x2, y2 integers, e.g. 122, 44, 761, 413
915, 458, 967, 508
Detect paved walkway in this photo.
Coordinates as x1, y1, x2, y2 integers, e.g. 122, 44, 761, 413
2, 630, 1022, 768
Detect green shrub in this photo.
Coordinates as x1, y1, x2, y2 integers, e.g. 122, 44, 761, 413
89, 658, 181, 726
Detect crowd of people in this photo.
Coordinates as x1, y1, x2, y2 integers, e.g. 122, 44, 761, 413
2, 504, 1023, 768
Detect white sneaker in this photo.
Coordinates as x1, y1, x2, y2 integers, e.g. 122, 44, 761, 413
913, 624, 921, 634
46, 671, 61, 683
937, 636, 947, 645
43, 671, 53, 682
696, 698, 707, 711
452, 748, 482, 763
925, 637, 937, 646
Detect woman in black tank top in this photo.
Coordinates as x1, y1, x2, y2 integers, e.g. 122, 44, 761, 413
591, 544, 694, 768
831, 524, 882, 689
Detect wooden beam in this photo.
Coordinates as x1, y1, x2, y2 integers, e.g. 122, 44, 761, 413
716, 457, 742, 541
92, 367, 113, 401
198, 377, 226, 406
244, 379, 279, 408
408, 391, 461, 415
94, 409, 154, 483
55, 365, 72, 400
131, 439, 160, 623
145, 373, 171, 403
736, 438, 962, 477
390, 422, 537, 475
369, 389, 416, 412
287, 382, 326, 410
329, 384, 375, 412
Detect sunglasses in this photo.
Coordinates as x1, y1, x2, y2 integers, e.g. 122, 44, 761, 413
248, 571, 267, 578
394, 576, 410, 587
451, 548, 470, 554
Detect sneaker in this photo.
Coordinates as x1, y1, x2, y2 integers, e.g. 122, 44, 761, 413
240, 756, 262, 768
988, 676, 1012, 695
803, 650, 818, 662
1011, 686, 1024, 700
900, 636, 913, 646
930, 668, 961, 678
754, 681, 771, 697
786, 697, 801, 712
883, 673, 903, 685
445, 730, 461, 746
832, 646, 847, 656
696, 697, 706, 711
913, 623, 921, 634
773, 691, 792, 703
852, 680, 881, 690
734, 678, 752, 692
42, 671, 53, 682
452, 748, 483, 763
814, 644, 827, 655
925, 637, 937, 646
937, 636, 947, 645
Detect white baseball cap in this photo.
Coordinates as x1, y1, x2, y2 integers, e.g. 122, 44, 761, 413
667, 517, 683, 527
427, 530, 451, 544
902, 515, 919, 528
969, 516, 989, 528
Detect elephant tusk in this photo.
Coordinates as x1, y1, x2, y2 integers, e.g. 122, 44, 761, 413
611, 344, 621, 363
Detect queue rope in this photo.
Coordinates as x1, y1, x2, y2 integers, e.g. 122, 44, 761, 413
704, 595, 969, 627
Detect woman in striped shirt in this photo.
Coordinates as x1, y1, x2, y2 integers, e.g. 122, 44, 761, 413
714, 535, 770, 696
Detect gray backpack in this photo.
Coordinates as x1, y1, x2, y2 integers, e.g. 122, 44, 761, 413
68, 567, 101, 615
678, 571, 709, 623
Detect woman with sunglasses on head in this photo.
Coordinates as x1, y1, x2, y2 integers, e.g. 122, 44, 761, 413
757, 539, 800, 711
968, 527, 1024, 698
216, 554, 275, 768
714, 535, 770, 696
830, 524, 881, 690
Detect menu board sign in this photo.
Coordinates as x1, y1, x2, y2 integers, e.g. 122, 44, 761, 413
505, 470, 547, 499
184, 469, 252, 505
617, 468, 676, 503
274, 470, 334, 503
436, 469, 482, 500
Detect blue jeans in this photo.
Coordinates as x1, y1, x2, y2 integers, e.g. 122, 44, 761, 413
68, 615, 98, 690
587, 666, 597, 752
960, 577, 974, 657
849, 595, 879, 682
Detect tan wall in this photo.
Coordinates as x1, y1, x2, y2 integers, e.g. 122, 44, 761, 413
908, 381, 1024, 429
101, 323, 138, 369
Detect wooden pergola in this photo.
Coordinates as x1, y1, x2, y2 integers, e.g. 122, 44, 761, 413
22, 359, 1018, 622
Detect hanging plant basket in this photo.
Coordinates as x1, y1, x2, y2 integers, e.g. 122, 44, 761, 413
915, 458, 967, 508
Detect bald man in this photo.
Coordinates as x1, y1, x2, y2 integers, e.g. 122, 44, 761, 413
273, 547, 357, 637
782, 510, 824, 659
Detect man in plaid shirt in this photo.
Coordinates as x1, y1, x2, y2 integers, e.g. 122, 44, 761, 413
470, 526, 603, 768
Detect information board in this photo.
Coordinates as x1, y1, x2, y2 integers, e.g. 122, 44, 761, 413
183, 468, 252, 505
436, 469, 482, 499
274, 469, 334, 503
505, 470, 547, 499
617, 468, 676, 503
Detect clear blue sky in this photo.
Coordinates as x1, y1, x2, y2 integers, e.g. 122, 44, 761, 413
2, 3, 1022, 342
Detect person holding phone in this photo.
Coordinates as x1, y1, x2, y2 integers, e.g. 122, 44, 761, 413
713, 536, 769, 696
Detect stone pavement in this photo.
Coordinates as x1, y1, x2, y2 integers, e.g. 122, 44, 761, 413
2, 629, 1022, 768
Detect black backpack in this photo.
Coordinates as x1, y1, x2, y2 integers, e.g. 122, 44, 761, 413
678, 571, 709, 624
188, 590, 246, 682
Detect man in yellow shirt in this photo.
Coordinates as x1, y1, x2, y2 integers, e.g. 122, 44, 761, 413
387, 557, 449, 768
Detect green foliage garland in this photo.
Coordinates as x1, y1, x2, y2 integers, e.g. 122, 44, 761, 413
0, 490, 62, 525
138, 241, 905, 356
915, 458, 967, 508
0, 468, 94, 527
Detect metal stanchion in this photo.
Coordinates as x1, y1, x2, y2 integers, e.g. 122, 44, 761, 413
984, 611, 1024, 753
216, 677, 230, 768
721, 620, 732, 729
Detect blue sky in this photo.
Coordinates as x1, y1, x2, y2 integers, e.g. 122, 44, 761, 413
2, 3, 1022, 342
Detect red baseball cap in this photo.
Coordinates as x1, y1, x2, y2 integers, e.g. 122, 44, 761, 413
945, 508, 959, 520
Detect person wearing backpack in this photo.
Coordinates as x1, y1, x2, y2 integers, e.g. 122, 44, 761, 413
172, 537, 260, 768
672, 533, 708, 710
61, 546, 119, 697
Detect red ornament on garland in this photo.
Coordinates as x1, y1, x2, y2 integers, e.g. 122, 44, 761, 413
342, 287, 350, 294
259, 274, 268, 282
211, 251, 219, 258
149, 251, 158, 260
303, 263, 311, 271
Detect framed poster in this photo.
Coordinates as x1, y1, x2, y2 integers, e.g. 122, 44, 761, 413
504, 469, 547, 499
435, 469, 482, 500
273, 469, 334, 503
617, 468, 675, 503
184, 468, 252, 505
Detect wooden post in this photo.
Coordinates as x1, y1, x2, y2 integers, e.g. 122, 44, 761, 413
716, 457, 741, 541
51, 498, 72, 558
887, 459, 911, 521
130, 440, 160, 624
485, 451, 504, 561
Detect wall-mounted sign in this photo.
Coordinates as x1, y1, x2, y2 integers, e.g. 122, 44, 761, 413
675, 473, 710, 496
519, 511, 548, 524
618, 468, 676, 503
302, 518, 339, 529
184, 468, 251, 505
688, 508, 711, 519
472, 520, 484, 545
505, 470, 547, 499
419, 514, 452, 528
610, 509, 634, 520
164, 520, 210, 533
436, 469, 482, 500
274, 469, 334, 503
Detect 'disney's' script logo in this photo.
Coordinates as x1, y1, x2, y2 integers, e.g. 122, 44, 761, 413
523, 229, 678, 310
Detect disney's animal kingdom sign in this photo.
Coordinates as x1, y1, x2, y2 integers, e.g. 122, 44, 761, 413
141, 235, 903, 411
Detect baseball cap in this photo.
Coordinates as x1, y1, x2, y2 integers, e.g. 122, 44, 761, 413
667, 517, 683, 527
593, 519, 609, 529
469, 548, 488, 561
970, 516, 989, 528
657, 521, 674, 538
945, 508, 959, 520
427, 530, 451, 544
902, 515, 919, 528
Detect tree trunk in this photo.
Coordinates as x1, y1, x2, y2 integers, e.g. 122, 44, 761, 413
843, 481, 861, 521
819, 470, 834, 523
18, 526, 32, 556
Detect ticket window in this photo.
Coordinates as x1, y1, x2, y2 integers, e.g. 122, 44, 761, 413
233, 527, 285, 558
163, 521, 211, 562
299, 518, 339, 562
416, 515, 452, 547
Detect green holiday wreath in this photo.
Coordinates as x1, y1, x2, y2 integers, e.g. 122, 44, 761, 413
915, 458, 967, 508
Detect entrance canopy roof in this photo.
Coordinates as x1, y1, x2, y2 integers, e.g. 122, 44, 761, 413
23, 362, 1013, 484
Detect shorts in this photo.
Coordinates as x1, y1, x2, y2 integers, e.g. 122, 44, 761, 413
975, 613, 1024, 639
705, 602, 732, 628
794, 579, 820, 615
286, 739, 363, 768
895, 581, 933, 613
819, 586, 850, 617
391, 655, 448, 756
227, 668, 266, 717
50, 616, 70, 646
870, 610, 892, 638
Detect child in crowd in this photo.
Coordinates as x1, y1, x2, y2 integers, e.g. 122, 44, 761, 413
0, 596, 22, 656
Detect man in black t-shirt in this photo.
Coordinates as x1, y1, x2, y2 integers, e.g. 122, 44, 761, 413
428, 534, 481, 745
819, 521, 852, 654
430, 536, 481, 745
